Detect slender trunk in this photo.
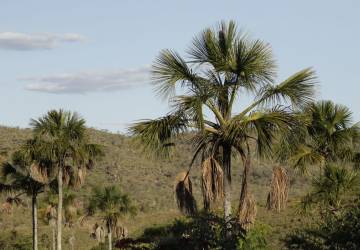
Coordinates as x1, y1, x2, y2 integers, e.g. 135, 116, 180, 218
52, 226, 56, 250
108, 225, 112, 250
222, 144, 232, 235
32, 193, 38, 250
239, 151, 251, 210
57, 165, 63, 250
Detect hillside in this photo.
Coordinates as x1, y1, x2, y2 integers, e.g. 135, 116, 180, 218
0, 125, 312, 249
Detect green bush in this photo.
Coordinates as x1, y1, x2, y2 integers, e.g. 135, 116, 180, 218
285, 198, 360, 249
237, 223, 270, 250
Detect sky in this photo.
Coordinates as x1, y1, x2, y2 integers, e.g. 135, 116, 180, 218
0, 0, 359, 133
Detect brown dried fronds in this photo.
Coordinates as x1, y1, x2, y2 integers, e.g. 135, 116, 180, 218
73, 167, 86, 189
237, 194, 257, 230
30, 163, 49, 184
266, 166, 289, 212
174, 171, 197, 215
201, 157, 224, 210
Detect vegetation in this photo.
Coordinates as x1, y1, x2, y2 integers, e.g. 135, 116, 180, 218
87, 185, 135, 250
285, 198, 360, 249
0, 21, 359, 250
0, 139, 54, 250
129, 21, 316, 232
30, 110, 103, 250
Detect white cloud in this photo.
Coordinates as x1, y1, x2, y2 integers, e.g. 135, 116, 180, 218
0, 32, 85, 50
22, 66, 151, 94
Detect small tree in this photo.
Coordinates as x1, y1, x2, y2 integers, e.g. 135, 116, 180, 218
87, 186, 135, 250
278, 100, 360, 173
301, 164, 358, 212
0, 139, 53, 250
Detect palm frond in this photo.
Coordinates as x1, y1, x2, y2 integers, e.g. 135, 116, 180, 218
129, 112, 188, 156
232, 38, 276, 91
257, 68, 316, 109
152, 49, 200, 98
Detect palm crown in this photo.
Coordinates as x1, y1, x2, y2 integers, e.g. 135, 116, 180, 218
130, 21, 316, 227
279, 100, 360, 172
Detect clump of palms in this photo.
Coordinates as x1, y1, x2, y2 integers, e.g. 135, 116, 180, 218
301, 163, 358, 213
87, 185, 135, 250
0, 139, 54, 250
30, 109, 104, 250
129, 20, 316, 230
278, 100, 360, 173
277, 100, 360, 214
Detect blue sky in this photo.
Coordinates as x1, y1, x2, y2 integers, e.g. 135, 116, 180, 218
0, 0, 359, 133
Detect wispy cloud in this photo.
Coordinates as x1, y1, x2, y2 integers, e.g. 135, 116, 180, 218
0, 32, 85, 50
22, 66, 151, 94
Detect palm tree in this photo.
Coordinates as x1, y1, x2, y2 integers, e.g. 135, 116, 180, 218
301, 163, 358, 212
0, 139, 53, 250
87, 185, 135, 250
129, 21, 316, 229
278, 100, 360, 173
30, 109, 103, 250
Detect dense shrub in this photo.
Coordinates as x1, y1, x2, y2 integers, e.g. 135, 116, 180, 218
285, 198, 360, 249
114, 212, 268, 250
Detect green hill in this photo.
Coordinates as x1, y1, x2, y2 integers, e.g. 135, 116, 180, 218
0, 125, 312, 249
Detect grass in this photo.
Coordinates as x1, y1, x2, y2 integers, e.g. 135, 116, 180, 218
0, 125, 312, 249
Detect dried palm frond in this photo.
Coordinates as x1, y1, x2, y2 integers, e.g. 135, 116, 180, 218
174, 171, 197, 215
266, 166, 289, 212
237, 194, 257, 230
73, 167, 86, 188
30, 163, 49, 184
201, 157, 224, 210
1, 201, 12, 213
63, 165, 73, 186
65, 205, 77, 227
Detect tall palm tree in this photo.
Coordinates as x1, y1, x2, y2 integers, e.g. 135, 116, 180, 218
30, 109, 103, 250
129, 21, 316, 229
0, 139, 53, 250
278, 100, 360, 173
87, 186, 135, 250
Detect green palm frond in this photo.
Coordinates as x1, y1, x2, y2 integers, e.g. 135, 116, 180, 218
129, 112, 188, 156
246, 108, 296, 157
226, 107, 295, 157
232, 39, 276, 90
289, 145, 325, 173
189, 26, 227, 70
304, 164, 358, 209
31, 109, 86, 141
87, 185, 135, 227
152, 49, 201, 98
171, 95, 207, 130
258, 68, 316, 109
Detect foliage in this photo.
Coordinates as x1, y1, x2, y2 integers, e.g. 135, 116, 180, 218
122, 213, 269, 250
285, 198, 360, 249
129, 21, 316, 225
120, 212, 266, 250
0, 231, 32, 250
301, 164, 358, 211
237, 223, 270, 250
0, 125, 310, 249
87, 185, 136, 229
278, 100, 360, 173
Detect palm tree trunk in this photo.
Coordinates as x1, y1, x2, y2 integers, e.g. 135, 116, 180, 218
108, 225, 112, 250
239, 151, 250, 209
57, 166, 63, 250
222, 144, 232, 235
52, 225, 56, 250
32, 193, 38, 250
